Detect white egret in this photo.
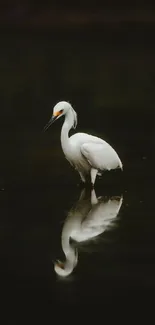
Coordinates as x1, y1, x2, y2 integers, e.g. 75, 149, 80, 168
44, 101, 123, 187
54, 188, 123, 277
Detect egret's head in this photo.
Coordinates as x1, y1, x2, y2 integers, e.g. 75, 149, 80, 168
53, 101, 72, 116
43, 101, 77, 132
54, 247, 78, 277
54, 260, 73, 277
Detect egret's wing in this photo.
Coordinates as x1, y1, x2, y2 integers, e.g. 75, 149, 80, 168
83, 197, 123, 229
70, 197, 123, 242
78, 197, 123, 240
81, 142, 122, 170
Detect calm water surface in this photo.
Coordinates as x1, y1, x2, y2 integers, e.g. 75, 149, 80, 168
0, 150, 154, 306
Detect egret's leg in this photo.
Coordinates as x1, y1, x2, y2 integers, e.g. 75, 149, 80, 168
77, 171, 86, 188
79, 171, 86, 183
90, 168, 97, 187
74, 248, 78, 267
79, 188, 86, 200
91, 189, 98, 205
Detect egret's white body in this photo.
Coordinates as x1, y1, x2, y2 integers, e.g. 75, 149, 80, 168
44, 101, 123, 186
54, 188, 123, 277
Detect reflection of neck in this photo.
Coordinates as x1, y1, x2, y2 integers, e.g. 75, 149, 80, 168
61, 234, 77, 274
60, 110, 74, 155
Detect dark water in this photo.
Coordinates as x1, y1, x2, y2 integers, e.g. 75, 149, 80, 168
0, 26, 154, 315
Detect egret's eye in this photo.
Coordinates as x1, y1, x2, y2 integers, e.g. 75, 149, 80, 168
56, 261, 64, 269
53, 109, 64, 117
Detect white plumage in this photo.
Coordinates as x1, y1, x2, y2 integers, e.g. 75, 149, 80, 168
54, 188, 123, 277
44, 101, 123, 186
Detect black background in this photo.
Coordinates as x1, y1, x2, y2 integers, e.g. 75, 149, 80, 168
0, 1, 154, 319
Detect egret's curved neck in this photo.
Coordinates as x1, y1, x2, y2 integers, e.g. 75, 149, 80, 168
61, 110, 74, 154
62, 234, 74, 262
61, 232, 77, 274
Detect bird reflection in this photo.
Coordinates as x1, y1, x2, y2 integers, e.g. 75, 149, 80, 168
54, 189, 123, 277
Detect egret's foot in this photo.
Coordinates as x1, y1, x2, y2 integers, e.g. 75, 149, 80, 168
83, 182, 94, 189
77, 180, 94, 189
91, 182, 94, 189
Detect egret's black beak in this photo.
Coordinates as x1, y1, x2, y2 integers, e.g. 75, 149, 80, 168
43, 115, 57, 132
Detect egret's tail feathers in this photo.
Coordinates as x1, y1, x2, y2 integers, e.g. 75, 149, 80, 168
119, 160, 123, 170
117, 156, 123, 170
